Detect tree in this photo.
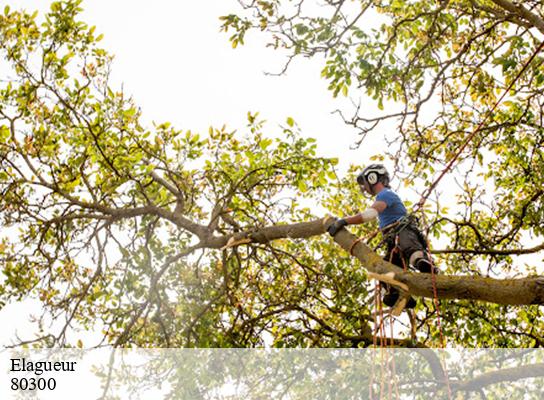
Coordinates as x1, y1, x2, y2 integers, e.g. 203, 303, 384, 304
218, 1, 544, 344
91, 348, 544, 399
0, 0, 542, 348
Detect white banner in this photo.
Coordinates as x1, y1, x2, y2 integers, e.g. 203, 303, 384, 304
1, 349, 543, 399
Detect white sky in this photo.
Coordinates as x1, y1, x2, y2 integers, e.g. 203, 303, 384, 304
0, 0, 380, 346
82, 0, 362, 156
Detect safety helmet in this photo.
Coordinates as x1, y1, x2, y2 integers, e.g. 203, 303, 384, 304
357, 164, 390, 188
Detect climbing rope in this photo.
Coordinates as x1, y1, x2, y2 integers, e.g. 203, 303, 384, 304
414, 38, 544, 213
417, 211, 453, 399
369, 283, 379, 399
364, 228, 453, 398
389, 320, 400, 400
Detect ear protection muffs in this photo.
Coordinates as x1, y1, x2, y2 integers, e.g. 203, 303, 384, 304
366, 172, 378, 185
358, 164, 390, 189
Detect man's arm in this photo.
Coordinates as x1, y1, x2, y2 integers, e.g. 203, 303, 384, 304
345, 201, 386, 224
327, 201, 387, 236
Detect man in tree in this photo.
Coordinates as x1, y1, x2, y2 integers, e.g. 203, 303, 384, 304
327, 164, 438, 307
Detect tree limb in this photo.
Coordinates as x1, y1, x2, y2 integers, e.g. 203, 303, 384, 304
452, 362, 544, 392
205, 217, 544, 306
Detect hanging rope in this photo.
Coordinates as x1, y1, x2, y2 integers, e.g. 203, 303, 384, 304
389, 320, 400, 400
369, 283, 379, 400
416, 210, 453, 399
368, 241, 403, 400
414, 38, 544, 213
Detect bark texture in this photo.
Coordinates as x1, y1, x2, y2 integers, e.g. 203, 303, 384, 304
452, 362, 544, 392
332, 220, 544, 306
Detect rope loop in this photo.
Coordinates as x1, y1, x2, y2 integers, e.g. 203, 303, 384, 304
349, 236, 365, 256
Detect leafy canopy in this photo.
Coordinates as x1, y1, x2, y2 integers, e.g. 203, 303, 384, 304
0, 0, 542, 348
221, 0, 544, 344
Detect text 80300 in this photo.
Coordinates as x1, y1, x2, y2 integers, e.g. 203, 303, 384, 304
11, 377, 56, 391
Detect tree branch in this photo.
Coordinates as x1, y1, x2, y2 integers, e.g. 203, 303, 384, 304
431, 244, 544, 256
452, 362, 544, 392
207, 217, 544, 306
490, 0, 544, 34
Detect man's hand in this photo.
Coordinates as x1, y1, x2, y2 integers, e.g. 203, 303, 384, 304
327, 218, 348, 236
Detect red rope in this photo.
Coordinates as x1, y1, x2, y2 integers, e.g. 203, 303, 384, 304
369, 282, 380, 400
429, 257, 453, 399
415, 39, 544, 212
430, 261, 445, 347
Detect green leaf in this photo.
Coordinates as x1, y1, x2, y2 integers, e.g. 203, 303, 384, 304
297, 180, 308, 192
259, 138, 273, 150
286, 117, 294, 127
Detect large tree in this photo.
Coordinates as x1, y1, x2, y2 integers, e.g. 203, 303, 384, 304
0, 0, 542, 348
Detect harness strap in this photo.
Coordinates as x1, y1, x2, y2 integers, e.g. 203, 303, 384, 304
374, 214, 423, 252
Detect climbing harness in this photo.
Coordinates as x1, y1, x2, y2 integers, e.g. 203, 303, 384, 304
373, 214, 425, 256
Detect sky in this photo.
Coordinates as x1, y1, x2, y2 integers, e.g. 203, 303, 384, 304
0, 0, 384, 345
75, 0, 361, 156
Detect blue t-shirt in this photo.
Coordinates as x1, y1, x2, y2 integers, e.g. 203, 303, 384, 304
375, 188, 407, 229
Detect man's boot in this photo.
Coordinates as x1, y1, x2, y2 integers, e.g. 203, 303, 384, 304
382, 287, 416, 309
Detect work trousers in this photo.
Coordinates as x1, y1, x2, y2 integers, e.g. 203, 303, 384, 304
383, 224, 428, 270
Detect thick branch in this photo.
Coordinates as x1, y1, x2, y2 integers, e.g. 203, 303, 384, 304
452, 363, 544, 392
208, 217, 544, 305
332, 220, 544, 306
490, 0, 544, 34
205, 219, 328, 249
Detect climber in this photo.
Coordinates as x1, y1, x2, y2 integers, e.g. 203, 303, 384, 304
327, 164, 438, 308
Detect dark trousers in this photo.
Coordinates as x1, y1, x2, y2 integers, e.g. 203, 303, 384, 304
383, 225, 428, 270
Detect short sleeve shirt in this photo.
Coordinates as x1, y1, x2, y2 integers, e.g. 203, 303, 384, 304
376, 188, 407, 229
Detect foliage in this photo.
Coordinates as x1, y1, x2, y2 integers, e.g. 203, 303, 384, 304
91, 349, 544, 399
0, 0, 363, 347
0, 0, 542, 348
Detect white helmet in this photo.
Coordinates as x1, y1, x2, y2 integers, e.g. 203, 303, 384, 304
357, 164, 390, 187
